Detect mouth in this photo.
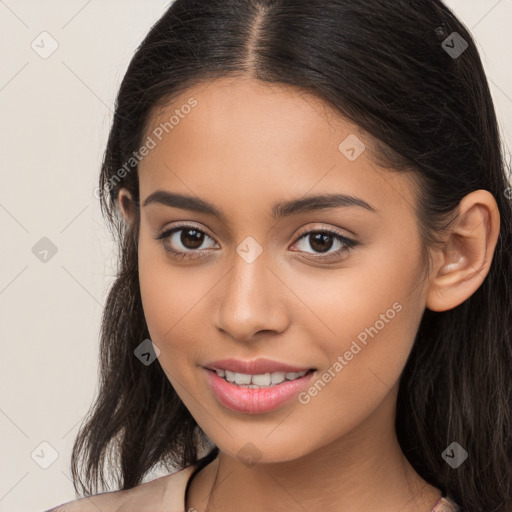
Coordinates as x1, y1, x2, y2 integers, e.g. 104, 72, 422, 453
205, 367, 317, 388
203, 366, 318, 414
203, 357, 316, 376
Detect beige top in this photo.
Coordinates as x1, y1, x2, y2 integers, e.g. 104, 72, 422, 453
44, 465, 197, 512
45, 463, 460, 512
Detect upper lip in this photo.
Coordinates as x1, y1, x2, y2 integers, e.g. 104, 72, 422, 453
203, 358, 315, 375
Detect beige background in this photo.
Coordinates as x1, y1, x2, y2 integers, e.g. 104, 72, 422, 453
0, 1, 511, 511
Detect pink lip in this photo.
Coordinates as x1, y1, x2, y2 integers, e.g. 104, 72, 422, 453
203, 357, 314, 375
204, 368, 317, 414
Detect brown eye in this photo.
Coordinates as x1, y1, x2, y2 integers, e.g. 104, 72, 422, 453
155, 225, 218, 257
155, 224, 360, 262
307, 232, 336, 253
292, 229, 360, 260
178, 228, 206, 250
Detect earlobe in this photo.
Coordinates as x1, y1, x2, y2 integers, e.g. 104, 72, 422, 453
426, 190, 500, 312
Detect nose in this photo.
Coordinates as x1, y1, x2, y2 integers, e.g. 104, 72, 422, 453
214, 252, 290, 342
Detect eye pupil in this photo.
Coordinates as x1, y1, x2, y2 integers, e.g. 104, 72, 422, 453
181, 228, 204, 249
309, 232, 333, 253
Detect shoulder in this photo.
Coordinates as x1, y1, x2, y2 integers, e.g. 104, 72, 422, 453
42, 464, 197, 512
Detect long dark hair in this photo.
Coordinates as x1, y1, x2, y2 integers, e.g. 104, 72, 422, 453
71, 1, 512, 510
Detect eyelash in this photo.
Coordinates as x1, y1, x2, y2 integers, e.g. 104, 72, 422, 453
154, 223, 360, 262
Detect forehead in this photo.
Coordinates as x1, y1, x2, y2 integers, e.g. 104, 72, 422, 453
137, 77, 417, 222
146, 76, 343, 138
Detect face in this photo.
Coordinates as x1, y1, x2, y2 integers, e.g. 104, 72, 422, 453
131, 77, 431, 464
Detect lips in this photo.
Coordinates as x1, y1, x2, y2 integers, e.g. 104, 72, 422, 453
205, 367, 317, 414
203, 357, 315, 375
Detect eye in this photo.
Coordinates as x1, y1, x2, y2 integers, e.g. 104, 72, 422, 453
155, 224, 360, 261
290, 227, 360, 261
155, 224, 218, 260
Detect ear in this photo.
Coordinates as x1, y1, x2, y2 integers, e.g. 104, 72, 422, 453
426, 189, 501, 312
117, 188, 136, 226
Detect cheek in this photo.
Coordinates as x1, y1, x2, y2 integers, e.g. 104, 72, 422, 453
287, 300, 420, 451
137, 238, 213, 366
138, 254, 197, 395
294, 254, 423, 356
293, 239, 425, 403
138, 239, 185, 347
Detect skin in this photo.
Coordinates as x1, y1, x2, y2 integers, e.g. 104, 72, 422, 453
117, 76, 500, 512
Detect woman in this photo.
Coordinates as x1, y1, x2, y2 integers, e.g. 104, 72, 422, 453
45, 1, 512, 511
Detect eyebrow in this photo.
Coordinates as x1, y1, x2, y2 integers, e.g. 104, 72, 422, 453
142, 190, 377, 221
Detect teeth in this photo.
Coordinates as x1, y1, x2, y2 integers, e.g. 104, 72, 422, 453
215, 369, 308, 387
271, 372, 286, 385
286, 372, 306, 380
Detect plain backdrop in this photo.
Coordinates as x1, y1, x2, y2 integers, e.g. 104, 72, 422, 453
0, 1, 511, 511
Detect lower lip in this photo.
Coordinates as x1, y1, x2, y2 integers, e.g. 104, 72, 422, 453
204, 368, 316, 414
